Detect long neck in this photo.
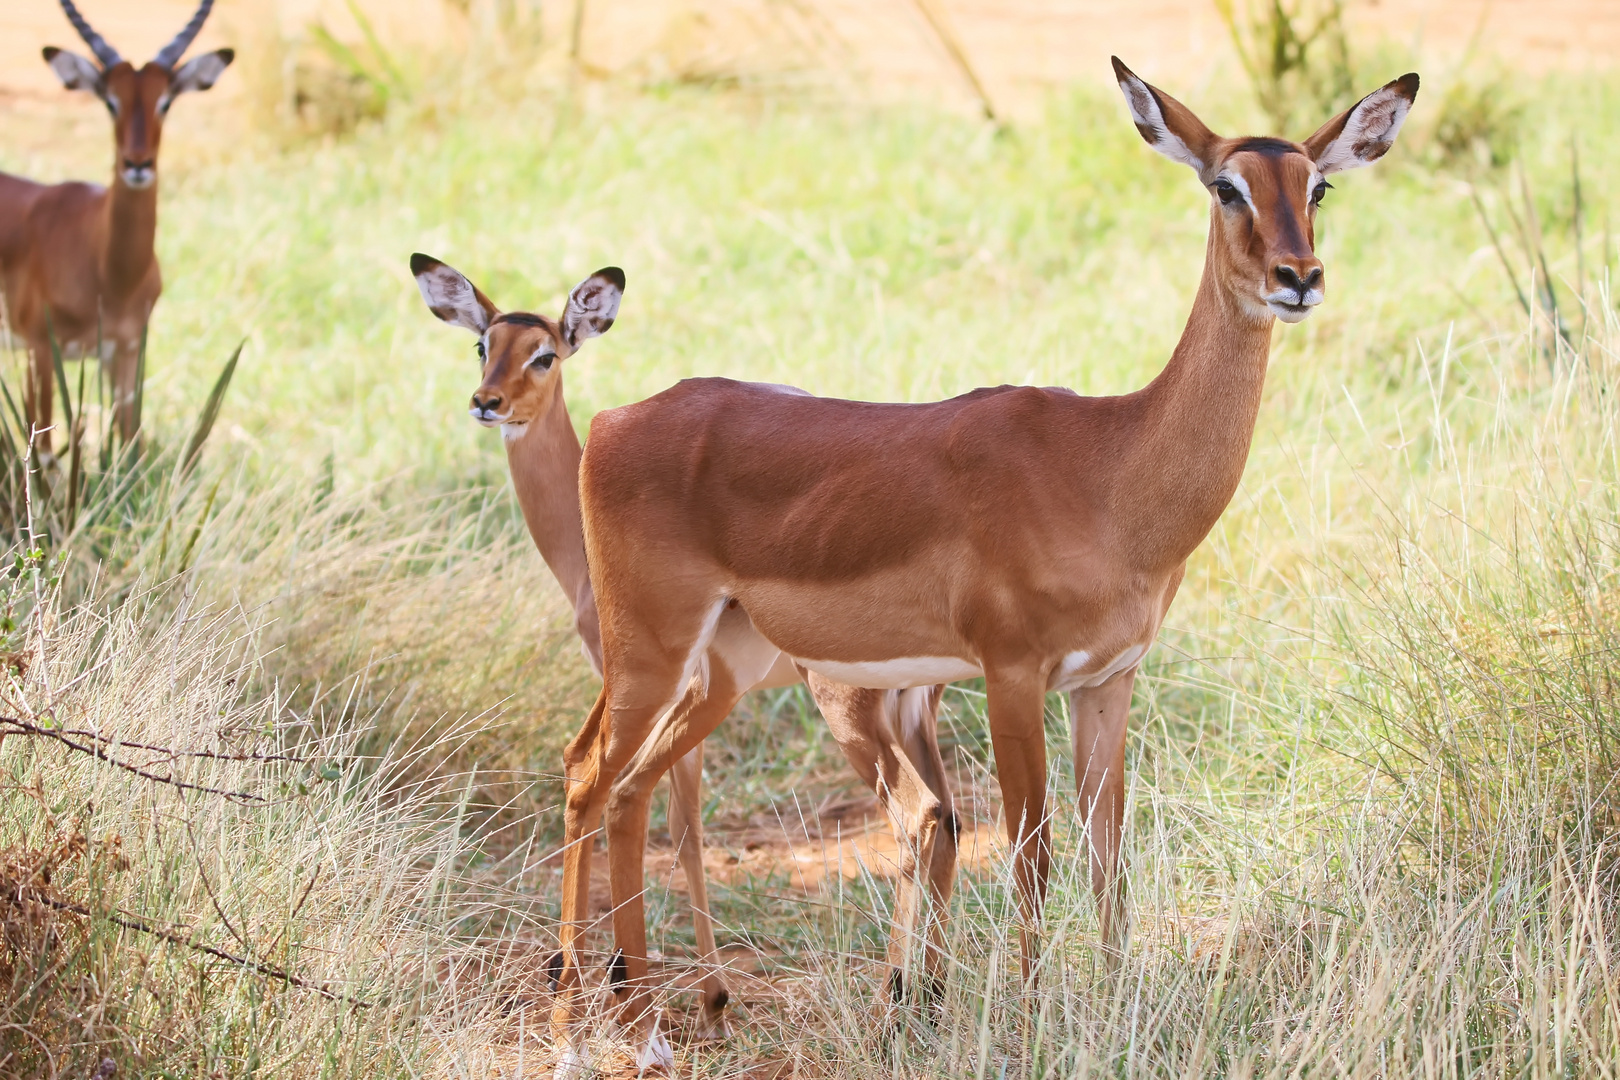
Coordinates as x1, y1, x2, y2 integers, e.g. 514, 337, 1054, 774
505, 386, 603, 670
1112, 229, 1275, 568
102, 173, 158, 296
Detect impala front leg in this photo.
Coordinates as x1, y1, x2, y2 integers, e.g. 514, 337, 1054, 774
110, 335, 143, 442
1069, 668, 1137, 961
984, 670, 1051, 988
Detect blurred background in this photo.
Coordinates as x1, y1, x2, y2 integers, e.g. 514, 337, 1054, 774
0, 2, 1617, 1077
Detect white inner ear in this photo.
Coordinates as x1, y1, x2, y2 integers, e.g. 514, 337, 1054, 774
48, 50, 103, 93
416, 269, 490, 333
1316, 87, 1412, 174
172, 52, 231, 94
1118, 75, 1204, 172
564, 277, 622, 344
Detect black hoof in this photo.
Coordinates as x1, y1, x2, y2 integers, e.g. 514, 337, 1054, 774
545, 950, 564, 991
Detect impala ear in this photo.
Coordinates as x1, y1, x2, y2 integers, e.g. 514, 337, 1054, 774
1112, 56, 1219, 181
43, 47, 105, 95
410, 253, 498, 334
561, 267, 625, 349
1304, 73, 1420, 174
168, 48, 234, 95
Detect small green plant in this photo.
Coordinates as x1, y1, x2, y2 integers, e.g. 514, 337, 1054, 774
0, 336, 242, 581
1214, 0, 1357, 133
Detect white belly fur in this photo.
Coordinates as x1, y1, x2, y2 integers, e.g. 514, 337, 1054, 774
798, 655, 983, 690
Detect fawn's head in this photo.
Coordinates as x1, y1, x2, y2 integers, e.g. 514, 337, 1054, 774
411, 255, 625, 438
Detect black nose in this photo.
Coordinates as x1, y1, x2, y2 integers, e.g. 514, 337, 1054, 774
1275, 265, 1322, 294
471, 393, 503, 414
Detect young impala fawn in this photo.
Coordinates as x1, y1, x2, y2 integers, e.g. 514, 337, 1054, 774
0, 0, 232, 452
559, 58, 1419, 1069
409, 256, 960, 1051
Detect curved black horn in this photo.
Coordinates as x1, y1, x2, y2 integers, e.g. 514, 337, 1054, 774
153, 0, 215, 71
57, 0, 122, 69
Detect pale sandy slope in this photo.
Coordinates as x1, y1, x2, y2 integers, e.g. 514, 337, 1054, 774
0, 0, 1614, 116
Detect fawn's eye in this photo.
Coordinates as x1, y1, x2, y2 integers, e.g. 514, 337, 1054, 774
1214, 177, 1244, 206
475, 341, 486, 363
1312, 180, 1333, 206
531, 352, 556, 370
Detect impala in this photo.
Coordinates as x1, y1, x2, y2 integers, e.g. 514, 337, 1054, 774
409, 255, 959, 1054
0, 0, 232, 452
560, 58, 1420, 1067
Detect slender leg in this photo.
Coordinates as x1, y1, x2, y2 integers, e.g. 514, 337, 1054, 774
111, 336, 141, 442
24, 341, 53, 455
1068, 668, 1136, 957
802, 674, 944, 1007
983, 669, 1051, 986
664, 742, 731, 1040
897, 685, 956, 1000
603, 608, 778, 1070
550, 689, 611, 1074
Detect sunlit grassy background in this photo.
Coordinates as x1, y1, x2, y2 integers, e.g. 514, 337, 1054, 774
0, 2, 1617, 1075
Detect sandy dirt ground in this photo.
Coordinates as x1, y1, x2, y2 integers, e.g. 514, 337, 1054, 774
1, 0, 1616, 114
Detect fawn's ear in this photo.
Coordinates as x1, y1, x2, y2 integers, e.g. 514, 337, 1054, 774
1304, 73, 1420, 174
168, 49, 234, 96
411, 253, 499, 334
43, 47, 105, 96
561, 267, 625, 349
1112, 56, 1220, 181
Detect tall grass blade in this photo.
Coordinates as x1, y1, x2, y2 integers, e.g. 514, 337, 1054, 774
179, 340, 243, 483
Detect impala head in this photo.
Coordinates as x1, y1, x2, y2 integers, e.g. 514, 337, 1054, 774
1112, 57, 1418, 324
411, 254, 625, 438
43, 0, 233, 191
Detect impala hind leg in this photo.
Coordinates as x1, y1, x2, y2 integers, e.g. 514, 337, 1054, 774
898, 685, 957, 1004
984, 670, 1052, 988
803, 675, 945, 1011
1069, 669, 1137, 962
550, 689, 610, 1076
664, 742, 732, 1040
604, 609, 778, 1070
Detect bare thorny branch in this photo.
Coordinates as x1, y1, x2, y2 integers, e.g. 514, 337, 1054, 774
7, 886, 368, 1008
0, 715, 268, 802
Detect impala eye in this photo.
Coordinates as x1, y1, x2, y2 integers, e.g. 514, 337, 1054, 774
1214, 177, 1244, 206
1312, 180, 1333, 206
475, 340, 486, 363
531, 352, 556, 371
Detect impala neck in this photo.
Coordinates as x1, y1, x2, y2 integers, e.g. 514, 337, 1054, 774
505, 386, 604, 670
1116, 228, 1276, 568
103, 173, 159, 297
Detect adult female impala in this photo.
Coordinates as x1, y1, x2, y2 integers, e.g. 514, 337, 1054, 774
408, 256, 959, 1053
559, 58, 1419, 1067
0, 0, 232, 452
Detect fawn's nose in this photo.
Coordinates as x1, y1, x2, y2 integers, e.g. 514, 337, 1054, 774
469, 391, 504, 420
1272, 261, 1323, 299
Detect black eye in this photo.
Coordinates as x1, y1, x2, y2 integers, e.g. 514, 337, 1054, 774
1214, 178, 1244, 206
1312, 180, 1333, 206
475, 341, 486, 363
531, 353, 556, 371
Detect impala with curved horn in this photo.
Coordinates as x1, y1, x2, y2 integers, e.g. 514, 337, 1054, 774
556, 57, 1420, 1068
0, 0, 233, 452
409, 256, 960, 1062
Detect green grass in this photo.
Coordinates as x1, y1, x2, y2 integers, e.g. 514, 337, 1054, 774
0, 30, 1617, 1078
